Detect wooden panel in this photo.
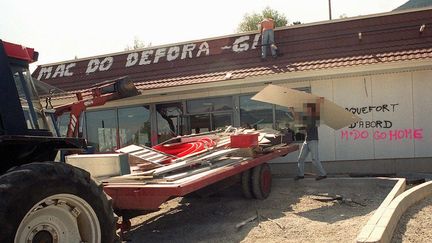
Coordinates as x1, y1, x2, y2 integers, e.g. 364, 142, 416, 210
311, 80, 336, 162
251, 84, 361, 130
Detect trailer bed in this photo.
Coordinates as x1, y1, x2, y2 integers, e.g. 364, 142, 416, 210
102, 144, 298, 211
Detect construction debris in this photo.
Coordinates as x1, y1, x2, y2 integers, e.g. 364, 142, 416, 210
236, 215, 258, 229
311, 194, 366, 207
259, 214, 285, 230
104, 126, 291, 184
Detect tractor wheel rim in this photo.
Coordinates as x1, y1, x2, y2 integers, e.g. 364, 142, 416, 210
15, 193, 101, 243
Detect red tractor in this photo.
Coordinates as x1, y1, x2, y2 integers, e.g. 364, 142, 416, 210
0, 40, 119, 242
0, 40, 299, 242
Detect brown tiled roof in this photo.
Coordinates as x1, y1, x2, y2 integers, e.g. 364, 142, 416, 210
134, 47, 432, 90
33, 8, 432, 101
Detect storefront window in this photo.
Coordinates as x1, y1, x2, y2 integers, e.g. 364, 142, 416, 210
156, 103, 184, 143
213, 113, 232, 130
275, 105, 298, 141
187, 97, 232, 113
118, 106, 151, 147
240, 95, 273, 130
275, 105, 294, 130
190, 114, 211, 133
86, 109, 117, 152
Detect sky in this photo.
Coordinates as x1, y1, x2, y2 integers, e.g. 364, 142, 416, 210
0, 0, 408, 70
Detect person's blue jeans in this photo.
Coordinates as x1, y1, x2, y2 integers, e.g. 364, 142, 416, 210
261, 29, 277, 58
297, 140, 327, 176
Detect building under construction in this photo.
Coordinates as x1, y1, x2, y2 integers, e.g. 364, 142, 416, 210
33, 7, 432, 175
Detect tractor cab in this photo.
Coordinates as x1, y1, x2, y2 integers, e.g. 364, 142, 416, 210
0, 40, 52, 136
0, 40, 85, 171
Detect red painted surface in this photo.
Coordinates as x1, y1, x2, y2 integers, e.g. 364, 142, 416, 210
230, 133, 259, 148
152, 137, 216, 160
3, 41, 36, 63
103, 144, 298, 210
261, 166, 272, 195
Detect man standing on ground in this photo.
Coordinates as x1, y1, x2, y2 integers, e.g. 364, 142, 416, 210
293, 100, 327, 181
259, 17, 277, 59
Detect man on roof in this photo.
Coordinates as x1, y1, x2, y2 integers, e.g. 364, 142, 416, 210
259, 17, 277, 60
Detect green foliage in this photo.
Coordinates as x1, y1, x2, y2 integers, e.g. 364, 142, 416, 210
237, 6, 288, 32
125, 36, 152, 51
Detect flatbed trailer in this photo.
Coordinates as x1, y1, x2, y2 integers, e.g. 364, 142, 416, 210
102, 144, 298, 232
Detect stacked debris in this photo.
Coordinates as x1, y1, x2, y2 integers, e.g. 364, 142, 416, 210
105, 126, 291, 183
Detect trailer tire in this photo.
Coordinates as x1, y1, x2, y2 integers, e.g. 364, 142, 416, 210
251, 163, 272, 200
241, 169, 253, 199
0, 162, 117, 243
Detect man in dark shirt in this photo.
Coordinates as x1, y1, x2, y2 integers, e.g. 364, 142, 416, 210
294, 102, 327, 181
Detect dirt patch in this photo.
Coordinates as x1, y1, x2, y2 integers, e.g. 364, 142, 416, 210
122, 177, 395, 242
392, 194, 432, 243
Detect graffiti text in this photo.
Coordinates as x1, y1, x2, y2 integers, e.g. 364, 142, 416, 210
340, 128, 424, 141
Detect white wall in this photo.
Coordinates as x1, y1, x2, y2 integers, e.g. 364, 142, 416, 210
282, 69, 432, 163
332, 76, 374, 160
412, 70, 432, 157
371, 72, 414, 159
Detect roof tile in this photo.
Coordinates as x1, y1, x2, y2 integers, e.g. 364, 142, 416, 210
38, 9, 432, 102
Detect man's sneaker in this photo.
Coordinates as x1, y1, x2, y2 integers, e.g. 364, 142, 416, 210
315, 175, 327, 181
294, 176, 304, 181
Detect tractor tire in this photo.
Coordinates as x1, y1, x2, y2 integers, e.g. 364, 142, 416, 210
251, 163, 272, 200
241, 169, 253, 199
0, 162, 117, 243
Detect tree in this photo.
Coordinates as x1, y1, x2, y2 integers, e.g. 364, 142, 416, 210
125, 36, 152, 51
237, 7, 288, 32
339, 13, 348, 19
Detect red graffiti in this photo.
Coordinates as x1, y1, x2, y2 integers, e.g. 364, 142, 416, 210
341, 129, 424, 141
341, 130, 369, 140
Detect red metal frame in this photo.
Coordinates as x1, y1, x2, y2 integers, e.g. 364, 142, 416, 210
103, 144, 298, 211
2, 41, 37, 63
54, 90, 114, 137
54, 78, 138, 138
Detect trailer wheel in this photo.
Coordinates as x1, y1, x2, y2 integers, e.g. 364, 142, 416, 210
251, 163, 272, 199
0, 162, 117, 243
241, 169, 253, 199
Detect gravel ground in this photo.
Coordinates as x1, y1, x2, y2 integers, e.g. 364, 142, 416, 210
121, 177, 396, 243
392, 194, 432, 243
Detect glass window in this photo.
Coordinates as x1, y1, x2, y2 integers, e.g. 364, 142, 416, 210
156, 103, 184, 143
275, 105, 297, 142
274, 105, 294, 130
55, 112, 85, 137
118, 106, 151, 147
56, 112, 70, 137
86, 109, 117, 152
213, 113, 232, 130
187, 96, 232, 113
240, 95, 273, 130
11, 66, 49, 130
190, 114, 210, 134
44, 110, 60, 137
